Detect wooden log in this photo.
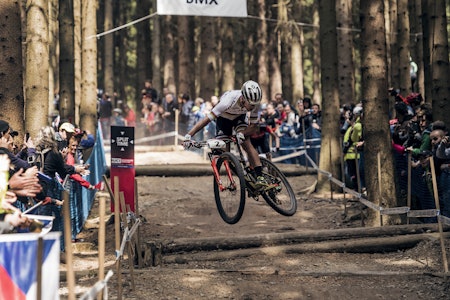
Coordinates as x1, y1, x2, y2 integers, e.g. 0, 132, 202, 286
162, 233, 450, 264
159, 223, 447, 254
107, 164, 316, 177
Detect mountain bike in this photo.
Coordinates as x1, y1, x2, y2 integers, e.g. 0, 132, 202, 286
189, 136, 297, 224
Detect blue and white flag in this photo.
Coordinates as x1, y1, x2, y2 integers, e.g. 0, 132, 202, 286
157, 0, 248, 17
0, 232, 60, 300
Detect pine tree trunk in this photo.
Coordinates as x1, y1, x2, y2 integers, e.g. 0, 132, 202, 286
256, 0, 269, 102
59, 0, 75, 122
409, 0, 424, 95
233, 18, 245, 89
80, 0, 97, 133
397, 0, 411, 95
360, 0, 399, 226
162, 15, 176, 95
48, 0, 58, 117
73, 0, 81, 123
25, 0, 49, 135
103, 0, 114, 99
278, 1, 291, 102
199, 17, 216, 100
0, 0, 25, 135
336, 0, 355, 105
291, 1, 304, 103
317, 0, 341, 193
420, 0, 432, 103
312, 2, 321, 103
388, 0, 399, 90
220, 18, 235, 93
178, 16, 195, 98
427, 1, 450, 121
151, 5, 161, 93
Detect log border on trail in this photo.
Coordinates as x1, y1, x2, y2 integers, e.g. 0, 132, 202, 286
158, 224, 447, 254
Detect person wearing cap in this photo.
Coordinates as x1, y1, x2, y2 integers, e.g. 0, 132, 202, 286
56, 122, 76, 152
0, 120, 33, 171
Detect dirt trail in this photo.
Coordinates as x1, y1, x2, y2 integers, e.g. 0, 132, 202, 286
59, 151, 449, 299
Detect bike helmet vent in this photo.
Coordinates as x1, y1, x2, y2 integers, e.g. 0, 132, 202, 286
241, 80, 262, 105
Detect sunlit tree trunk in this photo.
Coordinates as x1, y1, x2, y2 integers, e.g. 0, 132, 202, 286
48, 0, 58, 116
317, 0, 341, 194
291, 1, 304, 103
0, 0, 25, 136
312, 2, 321, 104
151, 10, 161, 93
74, 0, 81, 123
25, 0, 49, 135
336, 0, 355, 105
59, 0, 75, 122
360, 0, 398, 226
103, 0, 114, 98
268, 0, 281, 101
80, 0, 97, 133
256, 0, 269, 101
278, 1, 291, 102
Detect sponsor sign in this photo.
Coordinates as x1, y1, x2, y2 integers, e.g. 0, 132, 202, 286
157, 0, 247, 17
110, 126, 135, 212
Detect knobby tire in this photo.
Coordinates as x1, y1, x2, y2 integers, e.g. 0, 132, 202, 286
213, 152, 246, 224
260, 157, 297, 216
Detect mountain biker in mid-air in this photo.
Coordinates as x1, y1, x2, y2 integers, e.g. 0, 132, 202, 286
183, 80, 269, 190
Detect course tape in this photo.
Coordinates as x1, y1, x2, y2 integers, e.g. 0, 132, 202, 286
276, 150, 443, 219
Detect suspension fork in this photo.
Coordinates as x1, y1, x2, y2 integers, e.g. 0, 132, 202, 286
211, 155, 236, 192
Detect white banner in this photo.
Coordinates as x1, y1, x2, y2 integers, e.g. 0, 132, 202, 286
157, 0, 247, 17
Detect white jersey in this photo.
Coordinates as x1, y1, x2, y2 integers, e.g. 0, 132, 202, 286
209, 90, 259, 124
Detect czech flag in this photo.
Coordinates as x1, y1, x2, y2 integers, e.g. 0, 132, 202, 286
0, 232, 60, 300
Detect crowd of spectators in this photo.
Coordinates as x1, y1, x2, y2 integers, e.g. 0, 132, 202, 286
0, 118, 103, 255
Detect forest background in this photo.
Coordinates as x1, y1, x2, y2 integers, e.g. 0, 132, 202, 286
0, 0, 450, 226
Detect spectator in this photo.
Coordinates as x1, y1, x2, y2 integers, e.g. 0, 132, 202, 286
162, 92, 179, 133
144, 79, 159, 104
56, 122, 76, 152
310, 103, 322, 132
123, 104, 136, 127
343, 106, 365, 191
98, 92, 113, 139
34, 126, 87, 251
111, 108, 125, 126
180, 94, 194, 134
431, 128, 450, 218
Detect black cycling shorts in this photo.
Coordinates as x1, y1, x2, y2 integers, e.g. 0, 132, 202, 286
215, 115, 248, 138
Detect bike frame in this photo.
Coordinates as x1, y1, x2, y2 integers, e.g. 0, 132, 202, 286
209, 150, 237, 192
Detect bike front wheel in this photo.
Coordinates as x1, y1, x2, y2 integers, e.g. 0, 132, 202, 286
260, 157, 297, 216
213, 152, 246, 224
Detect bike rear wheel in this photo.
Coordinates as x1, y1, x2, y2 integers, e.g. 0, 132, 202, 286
213, 152, 246, 224
260, 157, 297, 216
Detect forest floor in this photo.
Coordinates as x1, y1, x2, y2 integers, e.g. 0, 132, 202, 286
58, 150, 450, 299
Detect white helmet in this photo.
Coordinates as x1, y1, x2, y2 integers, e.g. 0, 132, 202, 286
241, 80, 262, 105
